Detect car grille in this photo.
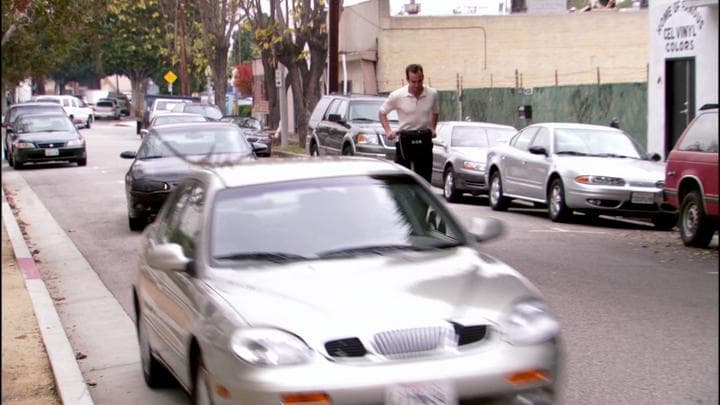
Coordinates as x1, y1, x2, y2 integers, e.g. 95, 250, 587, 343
325, 324, 488, 359
37, 142, 66, 148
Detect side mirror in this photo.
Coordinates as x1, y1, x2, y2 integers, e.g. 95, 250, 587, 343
468, 217, 504, 242
528, 145, 548, 156
146, 243, 191, 273
120, 151, 136, 159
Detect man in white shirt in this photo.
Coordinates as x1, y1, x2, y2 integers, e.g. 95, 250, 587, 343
379, 63, 439, 183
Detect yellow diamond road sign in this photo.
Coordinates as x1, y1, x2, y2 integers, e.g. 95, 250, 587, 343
164, 70, 177, 84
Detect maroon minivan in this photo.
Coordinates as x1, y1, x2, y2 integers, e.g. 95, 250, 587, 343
663, 104, 718, 248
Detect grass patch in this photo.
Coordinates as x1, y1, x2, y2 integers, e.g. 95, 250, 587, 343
275, 144, 306, 154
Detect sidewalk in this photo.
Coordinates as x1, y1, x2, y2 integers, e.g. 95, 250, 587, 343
2, 185, 93, 405
1, 222, 61, 405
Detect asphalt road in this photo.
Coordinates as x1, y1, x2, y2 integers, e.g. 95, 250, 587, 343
8, 120, 719, 404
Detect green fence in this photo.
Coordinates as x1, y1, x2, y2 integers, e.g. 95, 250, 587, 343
438, 82, 648, 148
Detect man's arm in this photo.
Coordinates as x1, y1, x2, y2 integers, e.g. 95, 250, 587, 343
379, 111, 396, 140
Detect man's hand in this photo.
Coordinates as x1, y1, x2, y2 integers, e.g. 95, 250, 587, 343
387, 130, 396, 141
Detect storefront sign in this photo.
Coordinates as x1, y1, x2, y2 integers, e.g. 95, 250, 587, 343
656, 1, 705, 54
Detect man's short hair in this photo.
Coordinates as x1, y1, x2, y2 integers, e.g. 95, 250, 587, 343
405, 64, 424, 80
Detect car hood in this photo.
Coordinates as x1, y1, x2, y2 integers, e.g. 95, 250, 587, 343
450, 147, 490, 162
556, 156, 665, 181
16, 131, 79, 142
204, 247, 539, 342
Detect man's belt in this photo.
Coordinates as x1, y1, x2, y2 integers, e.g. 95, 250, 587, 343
398, 128, 432, 137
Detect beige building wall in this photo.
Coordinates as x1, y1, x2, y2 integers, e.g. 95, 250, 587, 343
369, 1, 648, 92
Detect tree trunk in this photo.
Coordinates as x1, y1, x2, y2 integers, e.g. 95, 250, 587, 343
212, 44, 229, 114
288, 65, 309, 146
261, 54, 279, 129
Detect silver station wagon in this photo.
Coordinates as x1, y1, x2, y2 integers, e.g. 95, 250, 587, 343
133, 157, 562, 405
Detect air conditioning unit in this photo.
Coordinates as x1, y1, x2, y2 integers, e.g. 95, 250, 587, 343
403, 3, 421, 14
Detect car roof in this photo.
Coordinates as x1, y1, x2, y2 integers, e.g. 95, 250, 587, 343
16, 112, 72, 120
527, 122, 623, 131
439, 121, 516, 130
150, 121, 236, 133
324, 94, 387, 101
203, 157, 407, 189
11, 102, 64, 108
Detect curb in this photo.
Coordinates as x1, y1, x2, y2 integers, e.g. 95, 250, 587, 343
1, 189, 95, 405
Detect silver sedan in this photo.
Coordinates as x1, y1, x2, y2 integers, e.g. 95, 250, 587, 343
486, 123, 677, 228
431, 121, 517, 202
133, 157, 562, 404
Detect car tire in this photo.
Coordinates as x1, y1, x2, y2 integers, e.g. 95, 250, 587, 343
310, 142, 319, 157
652, 213, 677, 231
77, 158, 87, 167
129, 215, 146, 232
11, 154, 23, 170
548, 178, 571, 222
192, 356, 212, 405
489, 171, 510, 211
86, 117, 92, 129
342, 144, 354, 156
137, 312, 171, 388
679, 190, 715, 248
443, 168, 461, 203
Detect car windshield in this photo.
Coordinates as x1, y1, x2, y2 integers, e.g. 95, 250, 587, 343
15, 115, 75, 133
451, 126, 516, 147
210, 175, 466, 265
137, 127, 251, 158
156, 100, 187, 111
153, 115, 207, 126
553, 128, 646, 158
234, 117, 261, 129
184, 105, 223, 120
349, 101, 399, 122
10, 106, 65, 123
35, 98, 61, 104
96, 101, 114, 107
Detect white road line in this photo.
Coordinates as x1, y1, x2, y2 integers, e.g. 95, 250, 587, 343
529, 227, 608, 234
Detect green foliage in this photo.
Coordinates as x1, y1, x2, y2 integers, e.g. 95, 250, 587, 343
237, 104, 251, 116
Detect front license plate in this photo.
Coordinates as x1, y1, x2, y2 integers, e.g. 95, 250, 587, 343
45, 148, 59, 156
631, 192, 655, 204
386, 381, 456, 405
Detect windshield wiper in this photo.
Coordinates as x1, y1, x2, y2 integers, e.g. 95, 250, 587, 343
317, 244, 421, 259
350, 117, 377, 122
214, 252, 310, 263
591, 153, 633, 159
556, 150, 589, 156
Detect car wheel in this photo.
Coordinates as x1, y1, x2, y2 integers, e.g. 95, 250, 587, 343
679, 191, 715, 247
192, 356, 212, 405
137, 312, 170, 388
77, 158, 87, 167
489, 171, 510, 211
309, 142, 319, 157
443, 168, 461, 202
342, 144, 354, 156
11, 154, 23, 170
86, 117, 92, 129
548, 178, 571, 222
129, 215, 146, 232
652, 213, 677, 231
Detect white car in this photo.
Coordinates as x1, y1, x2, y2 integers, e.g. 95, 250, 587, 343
34, 95, 94, 129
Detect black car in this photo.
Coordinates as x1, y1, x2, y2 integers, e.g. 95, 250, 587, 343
3, 102, 68, 159
7, 112, 87, 169
120, 122, 266, 231
220, 115, 272, 157
305, 94, 399, 159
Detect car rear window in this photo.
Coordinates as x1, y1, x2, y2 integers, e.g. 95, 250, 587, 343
97, 101, 114, 107
678, 112, 718, 153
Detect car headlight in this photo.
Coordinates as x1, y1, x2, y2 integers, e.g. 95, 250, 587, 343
66, 139, 85, 147
14, 141, 35, 149
463, 160, 485, 171
502, 299, 559, 345
230, 328, 313, 366
131, 178, 171, 192
356, 133, 379, 144
575, 175, 625, 186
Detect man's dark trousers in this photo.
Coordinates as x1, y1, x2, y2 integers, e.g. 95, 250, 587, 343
395, 129, 433, 183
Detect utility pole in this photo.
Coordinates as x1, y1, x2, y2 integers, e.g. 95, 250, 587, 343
328, 0, 340, 93
178, 0, 190, 95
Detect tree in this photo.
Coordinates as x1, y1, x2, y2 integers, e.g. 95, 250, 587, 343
232, 63, 253, 96
194, 0, 244, 114
242, 0, 330, 145
100, 0, 174, 119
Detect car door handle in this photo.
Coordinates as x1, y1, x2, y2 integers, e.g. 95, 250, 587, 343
667, 171, 676, 177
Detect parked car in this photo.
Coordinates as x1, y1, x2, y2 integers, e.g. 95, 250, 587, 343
104, 93, 131, 116
139, 112, 208, 138
141, 96, 198, 131
486, 122, 677, 228
171, 102, 223, 121
120, 122, 266, 231
220, 115, 272, 157
34, 94, 94, 129
305, 94, 400, 159
2, 102, 68, 159
431, 121, 517, 202
132, 156, 562, 404
663, 104, 719, 247
94, 98, 122, 120
7, 112, 87, 169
